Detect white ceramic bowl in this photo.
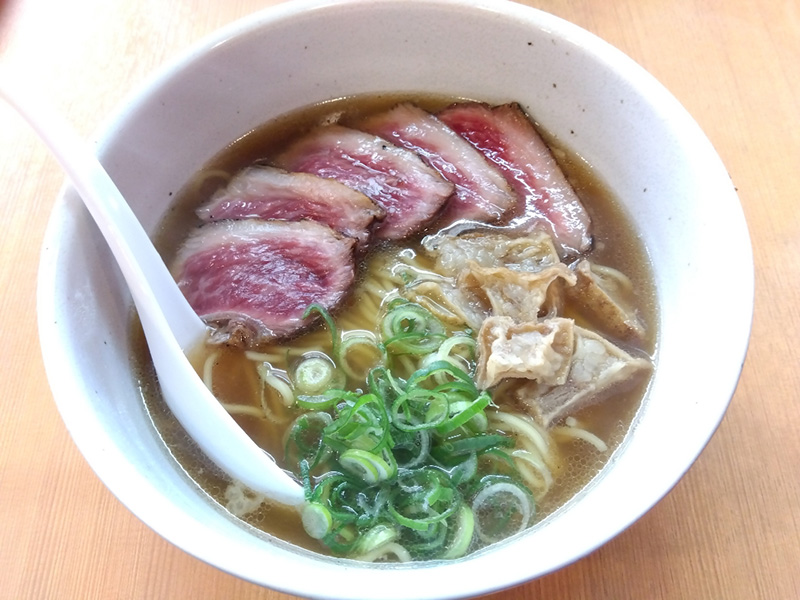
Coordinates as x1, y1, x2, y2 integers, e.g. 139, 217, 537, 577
37, 0, 753, 598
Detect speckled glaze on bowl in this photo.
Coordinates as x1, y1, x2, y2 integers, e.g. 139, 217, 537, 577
37, 0, 753, 598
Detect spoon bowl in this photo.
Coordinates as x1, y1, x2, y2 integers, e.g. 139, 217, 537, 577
0, 83, 305, 507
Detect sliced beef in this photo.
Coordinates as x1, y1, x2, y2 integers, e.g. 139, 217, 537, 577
173, 219, 355, 346
359, 103, 515, 226
196, 166, 383, 247
438, 102, 592, 256
274, 124, 454, 240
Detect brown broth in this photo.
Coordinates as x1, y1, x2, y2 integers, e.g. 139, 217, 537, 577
132, 93, 658, 556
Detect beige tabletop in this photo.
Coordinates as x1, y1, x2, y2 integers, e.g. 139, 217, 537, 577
1, 0, 797, 598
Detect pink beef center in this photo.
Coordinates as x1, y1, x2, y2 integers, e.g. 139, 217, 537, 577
181, 240, 337, 319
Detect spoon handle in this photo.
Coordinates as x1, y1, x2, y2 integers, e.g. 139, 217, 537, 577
0, 83, 206, 349
1, 83, 306, 507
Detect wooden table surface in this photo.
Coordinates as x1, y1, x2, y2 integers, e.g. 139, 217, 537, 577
1, 0, 797, 598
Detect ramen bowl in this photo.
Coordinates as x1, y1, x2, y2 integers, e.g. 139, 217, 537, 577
37, 0, 753, 598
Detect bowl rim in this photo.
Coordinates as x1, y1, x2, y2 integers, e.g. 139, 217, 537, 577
36, 0, 754, 597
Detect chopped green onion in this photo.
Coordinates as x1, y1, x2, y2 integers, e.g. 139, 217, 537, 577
354, 523, 399, 555
390, 388, 449, 432
425, 334, 477, 381
381, 300, 445, 355
436, 334, 477, 362
465, 410, 489, 434
472, 480, 533, 544
387, 470, 461, 531
310, 474, 363, 524
436, 391, 492, 434
368, 366, 406, 401
407, 359, 476, 391
302, 502, 334, 539
355, 542, 412, 563
393, 429, 432, 469
433, 434, 515, 459
339, 448, 397, 484
276, 299, 538, 561
295, 391, 340, 411
322, 524, 360, 555
404, 521, 449, 556
284, 411, 333, 471
292, 353, 344, 396
447, 452, 479, 486
338, 330, 386, 381
303, 302, 340, 358
323, 392, 391, 453
441, 505, 475, 559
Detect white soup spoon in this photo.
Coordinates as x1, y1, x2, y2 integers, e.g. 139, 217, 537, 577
1, 83, 306, 508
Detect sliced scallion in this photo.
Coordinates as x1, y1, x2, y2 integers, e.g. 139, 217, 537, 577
295, 391, 340, 411
292, 353, 344, 396
339, 448, 396, 484
381, 300, 445, 355
441, 504, 475, 559
338, 330, 386, 381
323, 392, 391, 453
277, 299, 539, 561
303, 302, 340, 358
284, 411, 333, 471
302, 502, 334, 539
436, 391, 492, 434
353, 523, 399, 555
472, 480, 533, 544
447, 452, 479, 486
